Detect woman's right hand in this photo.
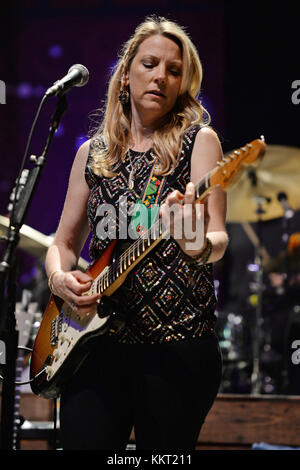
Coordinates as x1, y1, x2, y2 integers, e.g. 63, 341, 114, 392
50, 270, 102, 318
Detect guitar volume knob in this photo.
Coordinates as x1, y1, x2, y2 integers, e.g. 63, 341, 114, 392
45, 365, 53, 379
58, 332, 71, 344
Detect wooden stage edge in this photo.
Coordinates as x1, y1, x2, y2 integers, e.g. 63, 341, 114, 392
128, 393, 300, 450
3, 392, 300, 450
194, 393, 300, 450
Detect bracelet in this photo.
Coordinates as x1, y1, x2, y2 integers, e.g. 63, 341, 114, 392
181, 237, 213, 267
48, 270, 63, 294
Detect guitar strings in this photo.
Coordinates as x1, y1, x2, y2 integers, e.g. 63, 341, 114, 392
93, 169, 216, 295
95, 216, 165, 294
89, 144, 257, 296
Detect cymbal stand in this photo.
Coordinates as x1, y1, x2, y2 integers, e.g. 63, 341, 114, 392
278, 192, 295, 286
249, 196, 269, 395
277, 193, 295, 392
0, 94, 67, 449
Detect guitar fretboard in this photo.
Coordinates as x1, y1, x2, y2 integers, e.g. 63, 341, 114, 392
92, 172, 212, 295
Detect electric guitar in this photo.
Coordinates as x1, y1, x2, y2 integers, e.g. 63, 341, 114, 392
30, 136, 266, 398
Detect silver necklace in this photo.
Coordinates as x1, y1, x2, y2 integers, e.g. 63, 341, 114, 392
127, 149, 148, 190
127, 148, 159, 190
127, 150, 136, 190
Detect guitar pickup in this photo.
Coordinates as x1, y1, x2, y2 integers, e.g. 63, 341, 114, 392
50, 315, 63, 346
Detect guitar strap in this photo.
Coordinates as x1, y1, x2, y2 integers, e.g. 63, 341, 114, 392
129, 157, 166, 239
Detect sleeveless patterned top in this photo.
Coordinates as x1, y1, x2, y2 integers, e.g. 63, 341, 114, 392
85, 125, 217, 344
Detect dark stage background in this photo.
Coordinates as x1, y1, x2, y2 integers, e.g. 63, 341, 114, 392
1, 1, 300, 394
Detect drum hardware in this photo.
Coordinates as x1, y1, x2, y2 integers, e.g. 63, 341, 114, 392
219, 313, 245, 361
264, 234, 300, 277
224, 143, 300, 394
249, 234, 264, 393
245, 213, 298, 395
240, 169, 272, 393
0, 215, 88, 271
240, 176, 267, 394
226, 145, 300, 223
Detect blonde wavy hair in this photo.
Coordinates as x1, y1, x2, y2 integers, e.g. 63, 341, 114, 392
90, 15, 210, 177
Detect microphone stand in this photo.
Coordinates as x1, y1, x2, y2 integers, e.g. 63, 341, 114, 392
0, 94, 68, 449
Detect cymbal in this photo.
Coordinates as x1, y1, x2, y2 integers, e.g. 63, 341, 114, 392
226, 145, 300, 222
0, 215, 88, 270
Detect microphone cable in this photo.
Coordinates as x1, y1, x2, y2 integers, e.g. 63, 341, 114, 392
8, 92, 48, 230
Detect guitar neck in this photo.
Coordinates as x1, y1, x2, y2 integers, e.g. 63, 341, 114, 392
93, 171, 214, 296
91, 138, 265, 296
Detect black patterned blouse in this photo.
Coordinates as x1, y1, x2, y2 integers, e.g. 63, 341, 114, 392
84, 125, 217, 344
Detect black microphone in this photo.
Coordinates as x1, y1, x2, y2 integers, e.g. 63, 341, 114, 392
277, 192, 294, 219
45, 64, 89, 97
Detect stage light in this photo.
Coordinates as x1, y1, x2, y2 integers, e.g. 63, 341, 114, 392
48, 45, 63, 59
16, 83, 32, 99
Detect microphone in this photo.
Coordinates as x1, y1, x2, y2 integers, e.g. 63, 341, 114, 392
45, 64, 89, 97
277, 192, 294, 219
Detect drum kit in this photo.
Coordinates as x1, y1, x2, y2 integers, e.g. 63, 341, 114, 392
217, 144, 300, 395
1, 144, 300, 396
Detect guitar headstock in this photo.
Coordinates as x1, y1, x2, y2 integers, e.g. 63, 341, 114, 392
209, 136, 266, 190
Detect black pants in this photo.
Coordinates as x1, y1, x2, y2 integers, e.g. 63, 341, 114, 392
60, 333, 222, 450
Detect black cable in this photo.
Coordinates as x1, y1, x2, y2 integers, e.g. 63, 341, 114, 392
52, 398, 57, 450
0, 345, 46, 385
